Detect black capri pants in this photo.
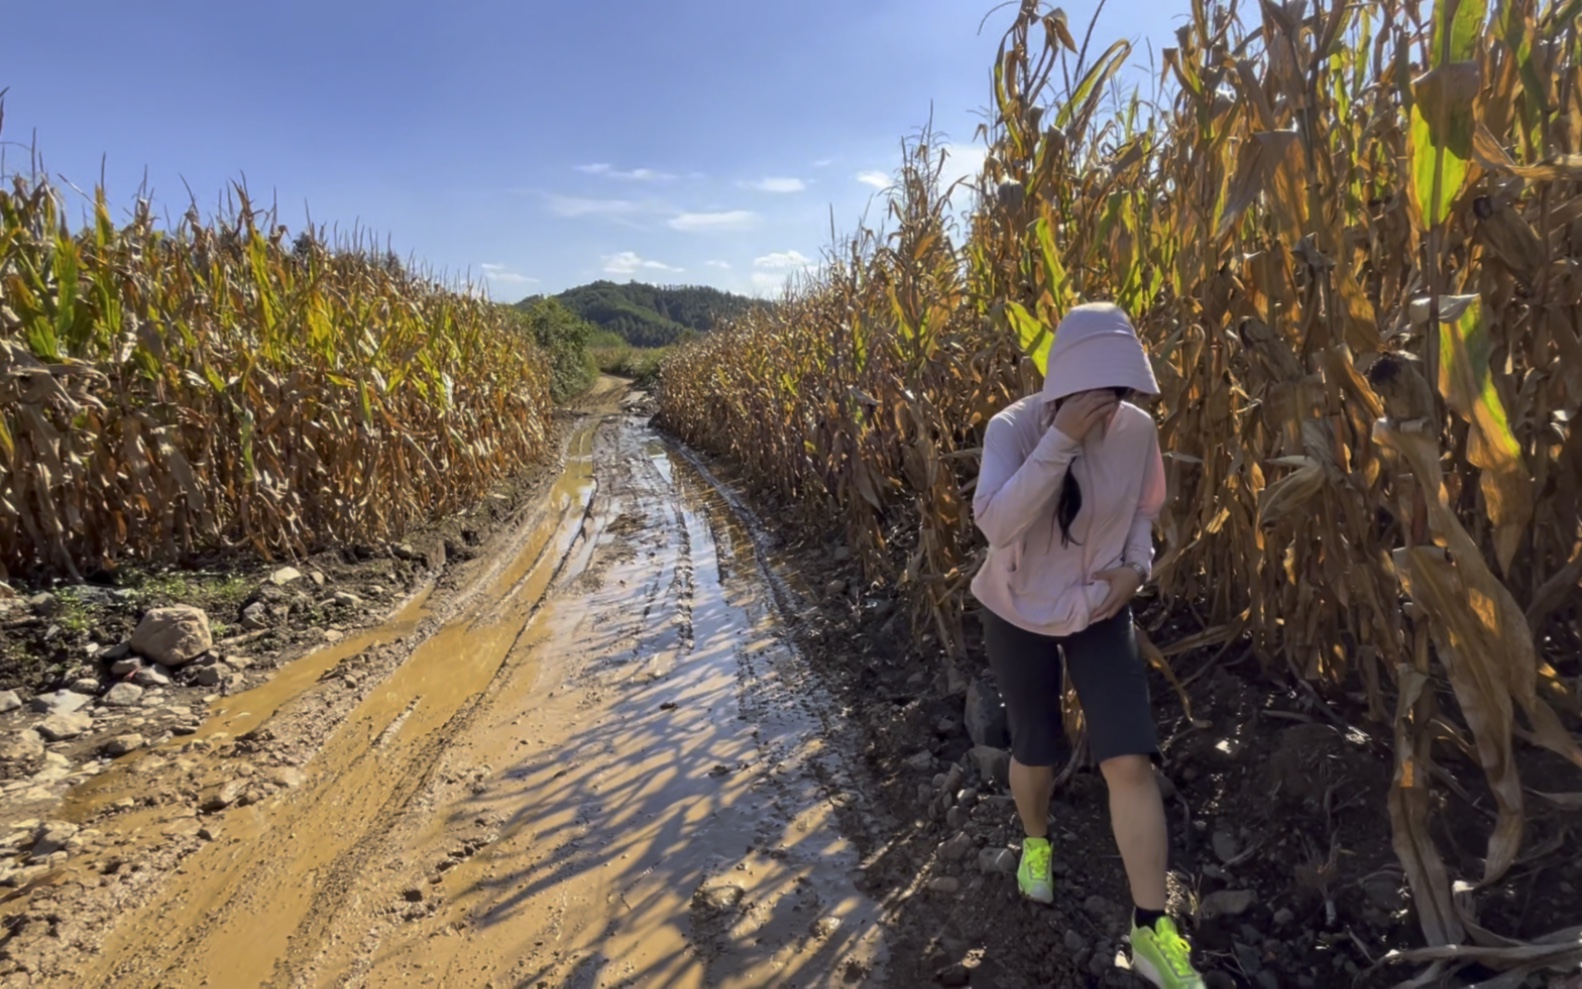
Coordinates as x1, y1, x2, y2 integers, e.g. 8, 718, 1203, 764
982, 606, 1159, 767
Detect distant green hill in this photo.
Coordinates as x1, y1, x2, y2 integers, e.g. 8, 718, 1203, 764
517, 281, 769, 349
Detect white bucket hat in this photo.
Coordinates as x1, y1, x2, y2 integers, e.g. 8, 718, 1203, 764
1038, 302, 1159, 403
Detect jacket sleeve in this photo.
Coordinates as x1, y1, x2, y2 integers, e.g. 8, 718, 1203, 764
972, 414, 1081, 550
1125, 425, 1167, 577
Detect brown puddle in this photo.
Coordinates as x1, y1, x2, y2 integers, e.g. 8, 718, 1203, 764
63, 410, 886, 988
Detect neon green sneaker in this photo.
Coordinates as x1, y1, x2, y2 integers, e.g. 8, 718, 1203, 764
1130, 916, 1205, 988
1016, 836, 1054, 904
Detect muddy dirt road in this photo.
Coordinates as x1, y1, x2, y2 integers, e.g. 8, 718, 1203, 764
14, 391, 888, 988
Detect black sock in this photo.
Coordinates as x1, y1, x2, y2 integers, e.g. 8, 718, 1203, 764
1134, 907, 1166, 930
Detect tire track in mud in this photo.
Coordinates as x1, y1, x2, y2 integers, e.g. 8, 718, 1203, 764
53, 403, 887, 989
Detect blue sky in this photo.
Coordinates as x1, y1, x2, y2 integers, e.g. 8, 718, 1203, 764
3, 1, 1181, 300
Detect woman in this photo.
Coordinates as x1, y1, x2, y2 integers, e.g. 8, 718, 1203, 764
970, 303, 1203, 989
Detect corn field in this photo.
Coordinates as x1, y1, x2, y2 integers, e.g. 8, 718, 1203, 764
659, 0, 1582, 977
0, 144, 553, 580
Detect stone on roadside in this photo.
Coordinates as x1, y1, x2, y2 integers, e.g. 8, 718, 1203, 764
825, 578, 847, 597
694, 881, 746, 914
927, 876, 960, 894
0, 730, 46, 775
109, 657, 142, 677
903, 750, 934, 772
969, 745, 1011, 787
105, 735, 146, 757
103, 682, 144, 707
240, 602, 271, 630
194, 666, 223, 687
30, 691, 90, 716
132, 666, 172, 687
309, 571, 326, 587
30, 821, 79, 858
333, 591, 363, 608
129, 606, 212, 668
221, 655, 253, 671
37, 712, 92, 742
99, 641, 132, 663
939, 832, 975, 863
69, 678, 101, 695
200, 779, 248, 813
0, 690, 20, 714
27, 593, 60, 617
978, 847, 1016, 875
0, 580, 13, 600
964, 676, 1011, 749
269, 566, 304, 586
1199, 889, 1258, 920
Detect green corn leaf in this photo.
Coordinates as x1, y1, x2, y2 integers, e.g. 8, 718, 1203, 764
1006, 301, 1053, 374
1433, 294, 1532, 573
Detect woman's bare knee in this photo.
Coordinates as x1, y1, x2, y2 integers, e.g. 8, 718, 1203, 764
1099, 754, 1154, 789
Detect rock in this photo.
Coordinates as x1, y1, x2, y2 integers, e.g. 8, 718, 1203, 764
109, 657, 141, 677
69, 678, 101, 695
903, 750, 934, 772
195, 667, 223, 687
1199, 890, 1258, 920
964, 677, 1011, 749
1363, 875, 1406, 912
200, 779, 248, 812
104, 735, 145, 757
1064, 928, 1087, 953
0, 580, 13, 599
832, 546, 851, 562
392, 543, 421, 561
369, 584, 388, 596
333, 591, 363, 608
825, 578, 847, 597
945, 806, 967, 829
809, 916, 842, 940
221, 655, 254, 671
927, 876, 960, 894
402, 887, 424, 902
129, 606, 212, 667
132, 666, 172, 687
271, 767, 306, 789
309, 571, 327, 587
27, 593, 60, 617
104, 682, 144, 707
240, 602, 271, 630
1273, 907, 1295, 927
223, 673, 247, 694
694, 881, 746, 913
939, 832, 975, 863
100, 641, 132, 663
1084, 895, 1117, 921
30, 691, 90, 716
268, 567, 304, 586
935, 962, 971, 987
0, 690, 20, 714
0, 730, 46, 775
30, 821, 79, 857
969, 745, 1011, 787
978, 847, 1017, 875
1212, 829, 1239, 864
37, 712, 92, 742
323, 629, 345, 644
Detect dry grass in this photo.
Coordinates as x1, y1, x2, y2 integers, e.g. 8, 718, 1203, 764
659, 0, 1582, 977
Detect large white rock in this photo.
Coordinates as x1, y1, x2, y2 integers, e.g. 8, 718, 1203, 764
129, 606, 212, 668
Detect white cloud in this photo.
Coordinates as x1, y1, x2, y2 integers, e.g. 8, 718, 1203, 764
938, 144, 989, 189
856, 170, 891, 190
545, 195, 643, 218
753, 250, 813, 271
576, 163, 677, 181
812, 158, 835, 168
602, 251, 683, 276
479, 263, 538, 285
740, 177, 806, 194
668, 210, 758, 233
705, 260, 732, 269
751, 271, 794, 294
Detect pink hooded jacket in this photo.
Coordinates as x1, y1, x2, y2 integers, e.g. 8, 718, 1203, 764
969, 304, 1167, 637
